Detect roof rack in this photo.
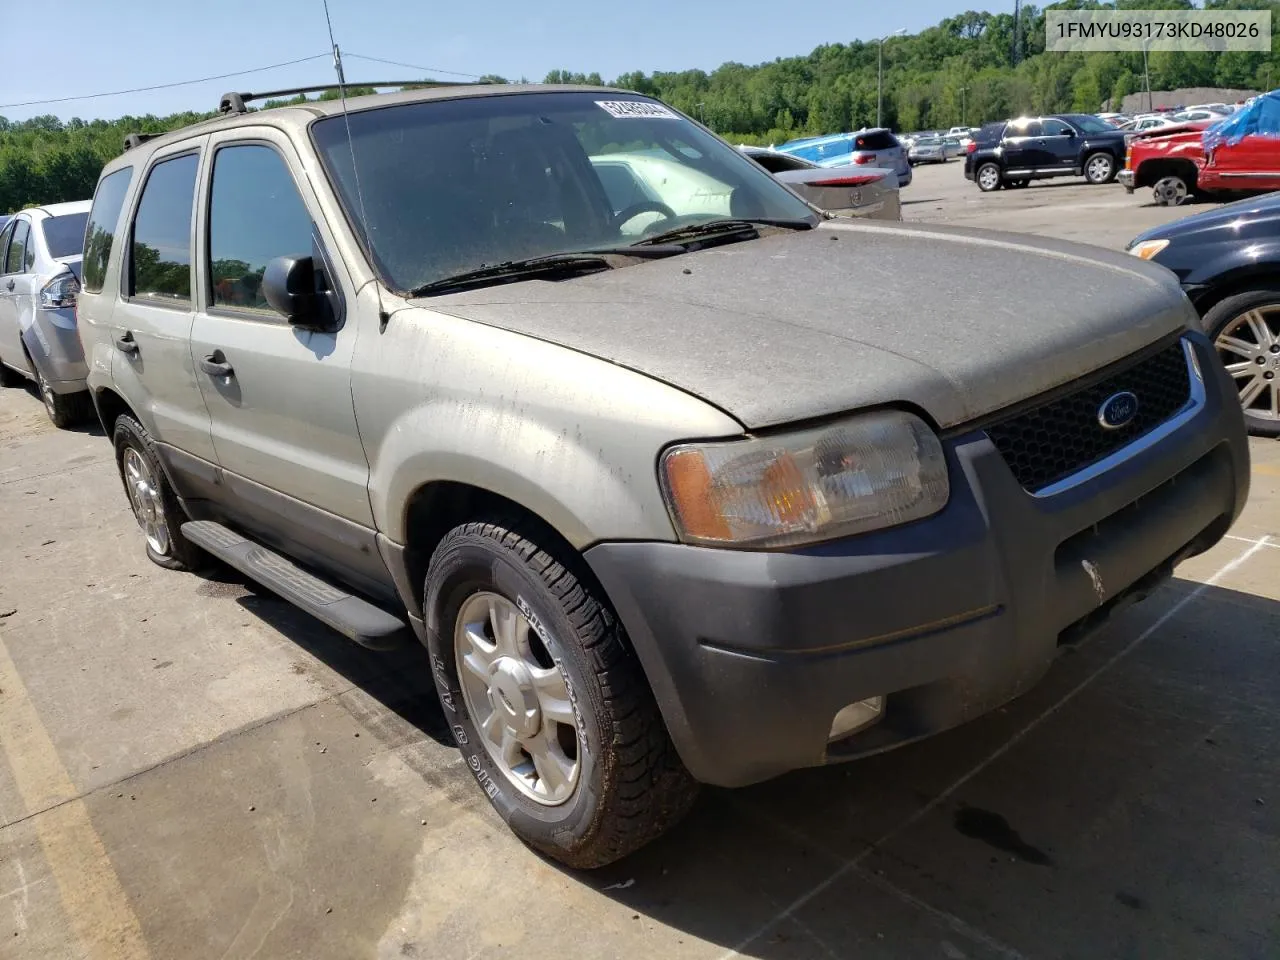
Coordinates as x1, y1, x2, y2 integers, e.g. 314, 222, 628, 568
122, 132, 160, 153
218, 80, 481, 115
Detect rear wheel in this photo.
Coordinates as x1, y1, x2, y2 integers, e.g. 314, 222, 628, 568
1206, 288, 1280, 437
423, 520, 697, 868
1152, 174, 1191, 206
976, 163, 1002, 192
1084, 152, 1116, 185
37, 368, 92, 429
112, 414, 203, 569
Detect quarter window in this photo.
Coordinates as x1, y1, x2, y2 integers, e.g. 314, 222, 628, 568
83, 167, 134, 294
130, 154, 199, 304
207, 145, 313, 314
5, 220, 30, 274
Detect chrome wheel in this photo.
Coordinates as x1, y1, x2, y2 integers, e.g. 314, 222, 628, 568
978, 164, 1000, 191
1085, 154, 1113, 184
122, 447, 171, 555
1153, 175, 1189, 206
1215, 304, 1280, 422
38, 370, 57, 418
454, 591, 580, 806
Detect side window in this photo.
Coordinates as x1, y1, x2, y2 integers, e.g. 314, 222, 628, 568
1043, 119, 1072, 136
5, 220, 30, 275
207, 144, 313, 315
82, 167, 134, 295
130, 153, 199, 305
0, 222, 14, 273
1024, 120, 1044, 137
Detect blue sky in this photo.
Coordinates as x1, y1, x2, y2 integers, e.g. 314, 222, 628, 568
1, 0, 992, 122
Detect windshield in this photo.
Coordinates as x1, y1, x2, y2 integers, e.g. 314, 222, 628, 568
41, 212, 89, 259
1068, 115, 1116, 135
311, 92, 816, 294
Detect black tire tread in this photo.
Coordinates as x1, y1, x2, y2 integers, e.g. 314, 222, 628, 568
46, 387, 93, 429
432, 518, 698, 868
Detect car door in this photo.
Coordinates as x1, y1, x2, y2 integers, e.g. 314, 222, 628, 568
1040, 119, 1079, 169
1208, 133, 1280, 191
108, 140, 218, 462
0, 218, 36, 375
1001, 119, 1042, 171
187, 130, 384, 596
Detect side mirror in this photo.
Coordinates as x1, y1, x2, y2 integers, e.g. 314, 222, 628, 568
262, 255, 320, 327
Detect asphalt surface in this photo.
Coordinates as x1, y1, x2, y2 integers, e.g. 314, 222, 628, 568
2, 162, 1278, 960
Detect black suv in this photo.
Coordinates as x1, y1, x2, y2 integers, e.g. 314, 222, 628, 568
964, 114, 1128, 192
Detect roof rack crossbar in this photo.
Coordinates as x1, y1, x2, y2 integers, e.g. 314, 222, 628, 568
218, 80, 482, 115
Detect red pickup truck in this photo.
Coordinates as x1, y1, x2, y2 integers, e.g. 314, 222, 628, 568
1119, 93, 1280, 205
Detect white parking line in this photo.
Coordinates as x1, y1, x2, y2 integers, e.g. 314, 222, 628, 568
717, 535, 1272, 960
1224, 533, 1280, 549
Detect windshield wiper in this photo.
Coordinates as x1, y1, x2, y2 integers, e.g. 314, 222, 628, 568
632, 217, 814, 248
409, 247, 688, 297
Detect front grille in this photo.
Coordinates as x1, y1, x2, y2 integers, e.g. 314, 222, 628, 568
986, 340, 1191, 493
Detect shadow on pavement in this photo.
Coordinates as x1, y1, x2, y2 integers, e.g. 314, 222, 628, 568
200, 561, 1280, 959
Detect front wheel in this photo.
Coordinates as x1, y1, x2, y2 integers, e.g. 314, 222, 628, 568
423, 520, 697, 868
1152, 175, 1191, 206
1205, 288, 1280, 437
1083, 152, 1116, 185
976, 162, 1002, 192
37, 369, 92, 429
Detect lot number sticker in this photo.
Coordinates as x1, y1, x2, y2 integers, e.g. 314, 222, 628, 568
596, 100, 679, 120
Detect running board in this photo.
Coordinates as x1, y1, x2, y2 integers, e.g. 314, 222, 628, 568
181, 520, 409, 650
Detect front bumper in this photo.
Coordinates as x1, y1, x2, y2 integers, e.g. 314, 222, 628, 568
585, 334, 1249, 788
1118, 169, 1135, 192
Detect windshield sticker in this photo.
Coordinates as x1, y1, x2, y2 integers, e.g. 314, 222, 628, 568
596, 100, 679, 120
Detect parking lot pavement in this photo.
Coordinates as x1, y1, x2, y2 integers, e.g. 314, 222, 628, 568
901, 160, 1231, 249
2, 181, 1278, 959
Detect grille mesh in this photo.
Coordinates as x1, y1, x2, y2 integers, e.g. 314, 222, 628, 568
986, 341, 1191, 493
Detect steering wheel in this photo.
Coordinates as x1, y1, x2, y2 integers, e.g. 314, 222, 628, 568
610, 200, 678, 231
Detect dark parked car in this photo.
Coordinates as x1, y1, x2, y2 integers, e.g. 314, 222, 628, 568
964, 114, 1128, 191
1128, 191, 1280, 435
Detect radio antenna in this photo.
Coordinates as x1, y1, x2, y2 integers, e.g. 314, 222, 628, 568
321, 0, 390, 330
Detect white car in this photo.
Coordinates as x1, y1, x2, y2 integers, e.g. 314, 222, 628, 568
1121, 115, 1181, 133
1170, 108, 1230, 124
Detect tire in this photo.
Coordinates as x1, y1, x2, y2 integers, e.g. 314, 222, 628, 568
1083, 151, 1116, 185
1204, 287, 1280, 438
423, 520, 697, 868
37, 368, 92, 429
976, 162, 1002, 192
1152, 174, 1192, 207
112, 414, 203, 569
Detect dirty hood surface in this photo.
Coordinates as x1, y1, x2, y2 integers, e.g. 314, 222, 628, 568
414, 219, 1194, 430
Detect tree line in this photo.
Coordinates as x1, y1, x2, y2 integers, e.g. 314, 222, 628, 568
2, 0, 1277, 212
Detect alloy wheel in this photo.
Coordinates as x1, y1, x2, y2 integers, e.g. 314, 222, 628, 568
122, 447, 171, 555
1215, 304, 1280, 421
454, 591, 581, 806
1152, 176, 1188, 206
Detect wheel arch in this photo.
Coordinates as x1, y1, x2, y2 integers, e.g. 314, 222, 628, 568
1134, 157, 1199, 190
91, 385, 137, 439
1187, 265, 1280, 319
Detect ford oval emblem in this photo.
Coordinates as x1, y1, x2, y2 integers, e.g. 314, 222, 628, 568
1098, 391, 1139, 430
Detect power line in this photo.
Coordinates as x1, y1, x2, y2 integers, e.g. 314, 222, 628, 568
344, 52, 483, 79
0, 53, 331, 110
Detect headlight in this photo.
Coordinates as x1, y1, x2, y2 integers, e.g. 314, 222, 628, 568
1128, 239, 1170, 261
659, 410, 950, 549
40, 272, 80, 310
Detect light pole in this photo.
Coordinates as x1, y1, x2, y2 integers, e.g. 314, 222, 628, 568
876, 28, 906, 128
1141, 38, 1153, 113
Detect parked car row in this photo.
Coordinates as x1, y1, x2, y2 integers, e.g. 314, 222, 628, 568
0, 84, 1259, 872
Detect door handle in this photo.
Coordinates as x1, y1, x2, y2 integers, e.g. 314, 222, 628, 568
199, 352, 234, 378
115, 332, 139, 355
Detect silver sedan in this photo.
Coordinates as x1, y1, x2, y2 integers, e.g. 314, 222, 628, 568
739, 147, 901, 220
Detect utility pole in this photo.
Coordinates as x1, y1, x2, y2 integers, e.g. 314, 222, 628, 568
1012, 0, 1022, 66
877, 29, 906, 128
1142, 38, 1152, 113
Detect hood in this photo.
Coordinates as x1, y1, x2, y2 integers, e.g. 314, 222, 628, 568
1131, 190, 1280, 246
413, 221, 1194, 431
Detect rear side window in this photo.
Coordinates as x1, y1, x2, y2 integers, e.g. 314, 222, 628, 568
130, 154, 199, 305
977, 122, 1006, 143
207, 144, 313, 314
854, 131, 898, 151
4, 220, 30, 274
41, 212, 90, 260
83, 167, 134, 294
